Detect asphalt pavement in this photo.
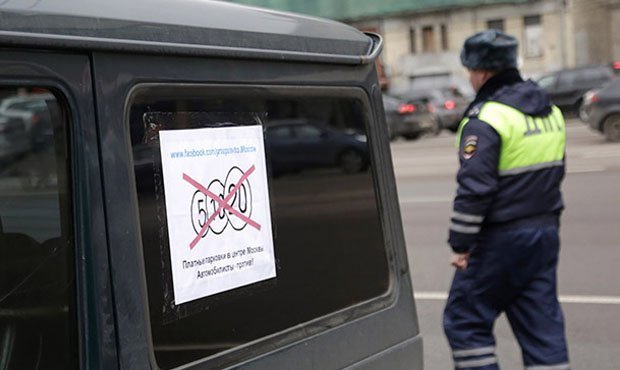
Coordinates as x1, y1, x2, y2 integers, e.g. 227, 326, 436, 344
392, 119, 620, 370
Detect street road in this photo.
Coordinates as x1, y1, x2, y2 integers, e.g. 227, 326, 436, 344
392, 120, 620, 370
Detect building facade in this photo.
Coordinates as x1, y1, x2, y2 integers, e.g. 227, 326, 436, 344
352, 0, 575, 92
229, 0, 617, 92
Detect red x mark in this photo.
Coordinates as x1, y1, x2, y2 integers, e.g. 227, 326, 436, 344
183, 165, 261, 249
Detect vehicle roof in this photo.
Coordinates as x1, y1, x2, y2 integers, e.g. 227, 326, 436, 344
0, 0, 379, 65
543, 64, 613, 76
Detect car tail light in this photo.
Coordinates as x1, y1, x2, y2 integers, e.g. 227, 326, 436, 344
590, 93, 600, 104
444, 100, 456, 110
398, 103, 416, 114
613, 61, 620, 70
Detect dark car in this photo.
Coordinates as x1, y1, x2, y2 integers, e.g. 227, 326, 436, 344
537, 65, 615, 115
265, 119, 369, 174
583, 79, 620, 141
396, 86, 471, 133
382, 94, 438, 140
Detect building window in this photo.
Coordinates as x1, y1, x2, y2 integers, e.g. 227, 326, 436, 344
524, 15, 543, 58
487, 19, 505, 32
441, 24, 449, 51
422, 26, 436, 53
409, 27, 417, 54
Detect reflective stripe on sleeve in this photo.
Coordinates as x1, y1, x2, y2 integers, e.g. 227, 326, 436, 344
451, 211, 484, 224
525, 363, 570, 370
455, 356, 498, 369
450, 223, 481, 234
498, 160, 564, 176
453, 346, 495, 358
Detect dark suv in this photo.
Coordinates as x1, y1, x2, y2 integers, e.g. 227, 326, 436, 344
538, 65, 614, 115
0, 1, 422, 369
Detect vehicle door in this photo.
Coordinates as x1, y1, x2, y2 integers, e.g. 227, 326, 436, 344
93, 50, 420, 370
0, 50, 117, 369
553, 70, 581, 107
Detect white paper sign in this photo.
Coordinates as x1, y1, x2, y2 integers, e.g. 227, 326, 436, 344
159, 125, 276, 305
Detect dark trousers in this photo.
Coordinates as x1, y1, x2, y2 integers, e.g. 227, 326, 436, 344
443, 224, 570, 370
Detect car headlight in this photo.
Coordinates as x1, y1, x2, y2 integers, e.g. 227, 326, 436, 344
354, 134, 367, 142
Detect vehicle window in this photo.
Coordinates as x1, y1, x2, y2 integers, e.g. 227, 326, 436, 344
557, 71, 577, 88
266, 126, 291, 139
538, 74, 557, 89
574, 69, 601, 84
129, 86, 390, 369
294, 124, 323, 139
0, 87, 77, 369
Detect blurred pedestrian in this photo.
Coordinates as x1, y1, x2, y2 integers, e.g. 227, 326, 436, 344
443, 29, 570, 370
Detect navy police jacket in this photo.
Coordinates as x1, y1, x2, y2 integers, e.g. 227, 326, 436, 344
449, 68, 566, 253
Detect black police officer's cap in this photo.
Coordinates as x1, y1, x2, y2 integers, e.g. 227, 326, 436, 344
460, 29, 518, 71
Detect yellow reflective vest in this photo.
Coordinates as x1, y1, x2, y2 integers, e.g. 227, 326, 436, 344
457, 102, 566, 176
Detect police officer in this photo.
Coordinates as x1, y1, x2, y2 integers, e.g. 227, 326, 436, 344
443, 29, 570, 370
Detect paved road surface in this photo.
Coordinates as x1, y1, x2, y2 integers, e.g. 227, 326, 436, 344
392, 120, 620, 369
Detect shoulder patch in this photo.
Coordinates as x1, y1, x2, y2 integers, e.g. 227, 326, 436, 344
462, 135, 478, 159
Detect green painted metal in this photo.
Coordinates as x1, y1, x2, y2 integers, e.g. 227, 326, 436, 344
227, 0, 528, 21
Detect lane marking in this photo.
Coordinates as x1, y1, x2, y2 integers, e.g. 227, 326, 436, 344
414, 291, 620, 305
566, 167, 606, 174
400, 196, 453, 204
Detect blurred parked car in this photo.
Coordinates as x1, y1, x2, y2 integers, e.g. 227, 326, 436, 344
265, 119, 369, 174
0, 93, 55, 133
537, 65, 614, 116
0, 115, 30, 163
396, 87, 471, 133
578, 88, 601, 122
382, 94, 438, 141
583, 79, 620, 142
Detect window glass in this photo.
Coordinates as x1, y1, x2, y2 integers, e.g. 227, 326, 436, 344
487, 19, 505, 32
0, 87, 77, 369
266, 126, 291, 139
129, 86, 390, 369
294, 124, 322, 139
524, 15, 543, 58
538, 75, 557, 89
573, 67, 612, 84
557, 71, 577, 88
422, 26, 436, 53
440, 24, 449, 51
409, 27, 417, 54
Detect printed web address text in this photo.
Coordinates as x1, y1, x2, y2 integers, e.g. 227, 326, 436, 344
170, 145, 257, 159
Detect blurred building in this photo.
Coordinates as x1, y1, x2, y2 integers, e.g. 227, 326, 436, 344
227, 0, 618, 92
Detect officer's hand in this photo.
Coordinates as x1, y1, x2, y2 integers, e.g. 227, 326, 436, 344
451, 253, 470, 270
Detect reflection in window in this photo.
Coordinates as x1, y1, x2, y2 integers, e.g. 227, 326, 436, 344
294, 124, 322, 139
129, 87, 389, 369
0, 87, 76, 369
